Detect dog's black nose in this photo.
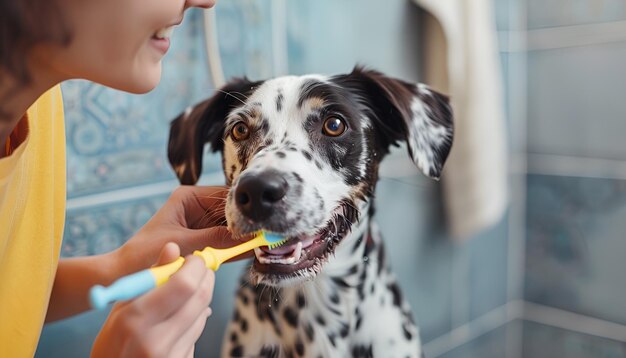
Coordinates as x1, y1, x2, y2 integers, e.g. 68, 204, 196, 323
235, 171, 288, 222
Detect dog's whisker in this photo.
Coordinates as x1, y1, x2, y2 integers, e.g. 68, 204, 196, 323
379, 176, 429, 189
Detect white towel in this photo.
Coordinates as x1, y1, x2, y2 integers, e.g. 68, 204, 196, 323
412, 0, 508, 239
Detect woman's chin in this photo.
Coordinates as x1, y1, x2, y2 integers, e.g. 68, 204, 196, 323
105, 68, 162, 94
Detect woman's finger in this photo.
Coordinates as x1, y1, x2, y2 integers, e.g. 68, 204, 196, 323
129, 255, 209, 323
167, 307, 212, 357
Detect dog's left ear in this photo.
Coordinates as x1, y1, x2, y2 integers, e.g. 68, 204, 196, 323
338, 67, 454, 180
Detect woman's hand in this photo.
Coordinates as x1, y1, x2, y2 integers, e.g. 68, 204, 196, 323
112, 185, 235, 277
92, 243, 213, 358
47, 185, 248, 322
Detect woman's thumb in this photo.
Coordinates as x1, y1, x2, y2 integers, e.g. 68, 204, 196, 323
154, 242, 181, 266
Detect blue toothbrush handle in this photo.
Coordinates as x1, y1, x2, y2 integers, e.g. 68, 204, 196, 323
90, 270, 156, 310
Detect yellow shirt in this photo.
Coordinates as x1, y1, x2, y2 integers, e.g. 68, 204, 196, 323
0, 85, 66, 357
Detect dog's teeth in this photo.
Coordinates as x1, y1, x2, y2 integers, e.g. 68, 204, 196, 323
294, 242, 303, 261
253, 247, 264, 261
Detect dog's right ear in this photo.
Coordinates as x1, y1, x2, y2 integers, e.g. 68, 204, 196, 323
167, 78, 259, 185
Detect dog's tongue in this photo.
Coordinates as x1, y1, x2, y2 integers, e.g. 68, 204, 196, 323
261, 234, 320, 255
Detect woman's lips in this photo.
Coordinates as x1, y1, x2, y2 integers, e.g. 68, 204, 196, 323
150, 37, 171, 54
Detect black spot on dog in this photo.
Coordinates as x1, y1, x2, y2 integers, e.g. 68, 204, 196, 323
301, 150, 312, 161
315, 160, 323, 170
276, 151, 286, 158
304, 322, 315, 341
230, 345, 244, 357
330, 291, 340, 304
352, 344, 373, 358
283, 307, 299, 327
292, 172, 303, 183
403, 324, 413, 340
388, 281, 402, 307
355, 311, 363, 331
295, 338, 305, 356
327, 333, 337, 347
230, 332, 238, 342
296, 292, 306, 308
260, 345, 280, 358
331, 277, 351, 289
315, 315, 326, 326
340, 322, 349, 338
276, 91, 284, 112
240, 319, 248, 332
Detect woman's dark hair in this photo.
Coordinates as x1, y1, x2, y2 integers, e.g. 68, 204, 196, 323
0, 0, 71, 87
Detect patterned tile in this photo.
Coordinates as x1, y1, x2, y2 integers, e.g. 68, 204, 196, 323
523, 321, 626, 358
215, 0, 275, 81
527, 0, 626, 29
62, 195, 168, 257
525, 174, 626, 324
527, 41, 626, 159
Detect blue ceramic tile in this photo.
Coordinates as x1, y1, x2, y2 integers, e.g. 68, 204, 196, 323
285, 0, 421, 81
215, 1, 275, 81
523, 321, 626, 358
527, 0, 626, 30
527, 41, 626, 159
468, 216, 509, 321
525, 174, 626, 324
63, 195, 168, 257
374, 170, 454, 343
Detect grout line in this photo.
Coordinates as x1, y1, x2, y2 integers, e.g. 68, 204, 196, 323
527, 153, 626, 180
523, 301, 626, 342
499, 20, 626, 52
425, 300, 626, 357
66, 172, 226, 211
424, 301, 521, 358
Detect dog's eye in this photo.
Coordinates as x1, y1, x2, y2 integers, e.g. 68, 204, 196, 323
322, 117, 346, 137
232, 122, 250, 141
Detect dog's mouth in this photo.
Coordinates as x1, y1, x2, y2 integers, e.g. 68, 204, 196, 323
247, 202, 357, 284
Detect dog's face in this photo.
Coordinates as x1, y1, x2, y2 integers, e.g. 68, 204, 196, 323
168, 67, 453, 286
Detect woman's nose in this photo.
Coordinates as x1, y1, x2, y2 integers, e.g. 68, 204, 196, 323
184, 0, 216, 10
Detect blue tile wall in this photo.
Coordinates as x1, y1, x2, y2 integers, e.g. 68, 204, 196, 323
63, 195, 167, 257
527, 0, 626, 29
527, 42, 626, 159
374, 172, 454, 343
468, 217, 509, 321
525, 174, 626, 324
214, 1, 275, 81
285, 0, 422, 81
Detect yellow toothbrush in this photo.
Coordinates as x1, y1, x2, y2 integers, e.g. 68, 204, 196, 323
89, 230, 287, 310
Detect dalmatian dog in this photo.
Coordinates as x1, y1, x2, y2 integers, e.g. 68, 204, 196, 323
167, 67, 453, 358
